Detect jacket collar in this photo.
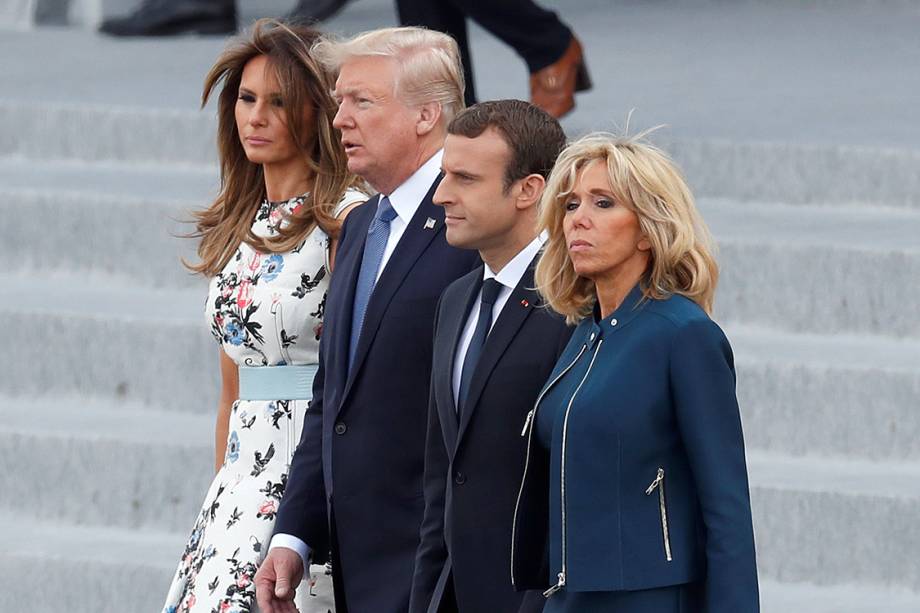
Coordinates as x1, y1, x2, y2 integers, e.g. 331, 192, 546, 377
583, 283, 647, 348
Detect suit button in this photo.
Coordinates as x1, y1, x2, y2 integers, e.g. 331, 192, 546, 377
454, 472, 466, 485
334, 422, 347, 435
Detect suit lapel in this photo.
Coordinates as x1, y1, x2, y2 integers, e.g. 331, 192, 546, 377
456, 262, 539, 444
444, 269, 483, 419
342, 178, 445, 404
326, 196, 378, 416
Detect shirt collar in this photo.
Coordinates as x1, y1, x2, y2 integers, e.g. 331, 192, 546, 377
483, 234, 546, 290
384, 149, 444, 224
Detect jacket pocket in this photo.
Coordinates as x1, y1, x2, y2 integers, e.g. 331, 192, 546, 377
645, 467, 673, 562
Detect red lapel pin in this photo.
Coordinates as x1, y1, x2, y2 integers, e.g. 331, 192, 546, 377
520, 299, 529, 307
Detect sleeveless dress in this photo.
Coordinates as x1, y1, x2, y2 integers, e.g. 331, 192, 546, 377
163, 190, 364, 613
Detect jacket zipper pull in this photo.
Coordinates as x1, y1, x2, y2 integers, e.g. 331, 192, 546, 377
645, 468, 665, 495
542, 571, 566, 597
521, 409, 536, 437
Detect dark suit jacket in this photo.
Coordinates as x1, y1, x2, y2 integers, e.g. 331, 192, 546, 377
512, 285, 759, 611
408, 260, 572, 613
273, 177, 480, 613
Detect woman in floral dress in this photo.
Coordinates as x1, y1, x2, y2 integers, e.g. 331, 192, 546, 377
162, 19, 364, 613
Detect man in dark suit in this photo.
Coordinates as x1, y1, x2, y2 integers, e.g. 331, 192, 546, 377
408, 100, 572, 613
254, 28, 479, 613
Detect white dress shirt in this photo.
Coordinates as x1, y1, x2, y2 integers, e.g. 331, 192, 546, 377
451, 235, 545, 406
376, 149, 444, 282
269, 149, 445, 570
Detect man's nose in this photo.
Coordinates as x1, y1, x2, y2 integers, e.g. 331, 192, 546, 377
332, 103, 350, 129
433, 181, 451, 207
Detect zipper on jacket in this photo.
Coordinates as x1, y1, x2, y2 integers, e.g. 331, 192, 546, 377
543, 572, 566, 597
544, 339, 604, 598
645, 467, 673, 562
511, 343, 587, 589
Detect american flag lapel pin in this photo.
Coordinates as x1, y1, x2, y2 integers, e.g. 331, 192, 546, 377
520, 299, 529, 308
423, 217, 437, 230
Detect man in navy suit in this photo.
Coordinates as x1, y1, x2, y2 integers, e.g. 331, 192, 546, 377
408, 100, 572, 613
255, 27, 479, 613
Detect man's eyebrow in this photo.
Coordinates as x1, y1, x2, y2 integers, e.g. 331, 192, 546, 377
443, 165, 479, 178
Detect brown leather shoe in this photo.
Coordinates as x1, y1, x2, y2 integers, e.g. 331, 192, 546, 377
530, 37, 592, 118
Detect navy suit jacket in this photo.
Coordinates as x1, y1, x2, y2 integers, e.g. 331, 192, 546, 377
512, 285, 759, 611
409, 261, 572, 613
274, 177, 480, 613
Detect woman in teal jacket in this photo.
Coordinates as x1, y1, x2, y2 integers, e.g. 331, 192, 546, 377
512, 133, 759, 612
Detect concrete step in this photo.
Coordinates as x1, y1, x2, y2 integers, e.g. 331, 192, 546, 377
4, 0, 920, 207
0, 157, 217, 287
672, 140, 920, 210
748, 452, 920, 592
0, 396, 213, 531
0, 513, 336, 613
0, 273, 218, 413
703, 198, 920, 339
0, 513, 181, 613
5, 97, 920, 209
0, 155, 216, 197
0, 100, 217, 166
6, 157, 920, 336
760, 579, 920, 613
2, 436, 919, 607
729, 326, 920, 461
6, 2, 920, 149
2, 273, 918, 460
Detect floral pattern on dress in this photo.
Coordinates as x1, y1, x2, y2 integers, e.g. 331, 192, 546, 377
163, 190, 364, 613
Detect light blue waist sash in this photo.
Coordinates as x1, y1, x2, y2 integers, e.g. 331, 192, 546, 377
238, 364, 317, 401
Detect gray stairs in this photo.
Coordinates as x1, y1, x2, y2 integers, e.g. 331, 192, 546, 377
2, 1, 920, 611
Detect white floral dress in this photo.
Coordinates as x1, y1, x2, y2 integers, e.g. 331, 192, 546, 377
163, 190, 363, 613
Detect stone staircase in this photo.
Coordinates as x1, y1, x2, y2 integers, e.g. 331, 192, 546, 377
2, 1, 919, 611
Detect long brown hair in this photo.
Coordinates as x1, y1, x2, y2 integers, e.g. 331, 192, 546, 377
188, 19, 360, 276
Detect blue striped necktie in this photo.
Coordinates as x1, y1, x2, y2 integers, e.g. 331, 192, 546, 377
349, 196, 397, 370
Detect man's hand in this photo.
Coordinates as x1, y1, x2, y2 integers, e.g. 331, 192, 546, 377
255, 547, 305, 613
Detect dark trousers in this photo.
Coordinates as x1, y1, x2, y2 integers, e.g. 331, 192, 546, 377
396, 0, 572, 105
329, 512, 350, 613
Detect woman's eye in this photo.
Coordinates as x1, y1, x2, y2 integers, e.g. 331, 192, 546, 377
564, 201, 579, 212
238, 94, 255, 103
595, 198, 614, 208
271, 98, 284, 108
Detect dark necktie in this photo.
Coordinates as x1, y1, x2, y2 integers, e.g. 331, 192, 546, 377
457, 278, 503, 413
349, 196, 397, 370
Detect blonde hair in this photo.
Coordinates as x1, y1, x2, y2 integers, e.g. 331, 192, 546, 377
312, 26, 465, 123
535, 132, 719, 323
187, 18, 361, 277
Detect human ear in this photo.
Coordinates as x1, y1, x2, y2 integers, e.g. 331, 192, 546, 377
415, 101, 442, 136
515, 174, 546, 210
638, 236, 652, 251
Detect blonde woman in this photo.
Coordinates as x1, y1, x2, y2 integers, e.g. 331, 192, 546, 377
512, 133, 759, 612
162, 19, 364, 613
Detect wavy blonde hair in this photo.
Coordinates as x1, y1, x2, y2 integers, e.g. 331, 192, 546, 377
535, 132, 719, 323
187, 19, 361, 277
312, 26, 465, 123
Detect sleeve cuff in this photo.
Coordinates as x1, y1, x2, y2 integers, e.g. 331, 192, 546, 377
269, 533, 311, 572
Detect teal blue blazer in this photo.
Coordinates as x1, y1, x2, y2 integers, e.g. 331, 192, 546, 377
512, 285, 759, 612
